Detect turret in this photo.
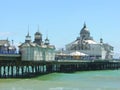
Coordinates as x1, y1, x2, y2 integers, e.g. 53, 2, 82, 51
33, 26, 42, 45
45, 37, 50, 45
25, 32, 31, 43
100, 38, 103, 43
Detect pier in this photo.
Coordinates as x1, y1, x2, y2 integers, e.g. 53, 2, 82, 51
0, 24, 117, 78
0, 55, 120, 78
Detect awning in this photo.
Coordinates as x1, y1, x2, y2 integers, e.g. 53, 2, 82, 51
70, 51, 87, 56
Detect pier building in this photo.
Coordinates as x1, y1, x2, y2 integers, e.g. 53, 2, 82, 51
19, 30, 55, 61
0, 39, 16, 54
0, 25, 119, 78
56, 23, 114, 60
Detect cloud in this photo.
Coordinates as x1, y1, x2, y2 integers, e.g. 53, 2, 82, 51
0, 32, 15, 37
0, 32, 11, 36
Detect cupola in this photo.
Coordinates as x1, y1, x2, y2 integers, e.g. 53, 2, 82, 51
45, 37, 50, 45
33, 26, 42, 45
25, 32, 31, 43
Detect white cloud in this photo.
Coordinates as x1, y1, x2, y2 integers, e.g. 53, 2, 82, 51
0, 32, 12, 36
0, 32, 16, 38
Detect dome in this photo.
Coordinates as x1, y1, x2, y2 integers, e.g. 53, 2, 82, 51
35, 31, 42, 35
45, 37, 50, 45
80, 23, 90, 34
45, 37, 49, 41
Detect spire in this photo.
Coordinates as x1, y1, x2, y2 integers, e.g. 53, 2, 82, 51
37, 24, 39, 32
12, 40, 14, 45
27, 25, 30, 36
25, 25, 31, 43
7, 37, 9, 41
35, 25, 42, 35
27, 31, 30, 37
46, 29, 48, 38
83, 22, 86, 28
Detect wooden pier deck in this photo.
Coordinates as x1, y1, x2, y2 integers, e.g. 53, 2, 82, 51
0, 57, 120, 78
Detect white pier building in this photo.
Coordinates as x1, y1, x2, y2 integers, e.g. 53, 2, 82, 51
19, 29, 55, 61
57, 23, 113, 60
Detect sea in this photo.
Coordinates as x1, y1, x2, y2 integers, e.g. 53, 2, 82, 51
0, 70, 120, 90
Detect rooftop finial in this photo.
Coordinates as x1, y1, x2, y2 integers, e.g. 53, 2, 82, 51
38, 24, 39, 32
12, 40, 14, 45
46, 29, 48, 38
25, 25, 31, 43
84, 22, 86, 28
7, 37, 8, 41
27, 24, 30, 36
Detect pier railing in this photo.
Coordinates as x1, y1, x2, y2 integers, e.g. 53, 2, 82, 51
0, 59, 120, 78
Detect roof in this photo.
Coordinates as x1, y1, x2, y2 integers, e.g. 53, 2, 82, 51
80, 23, 90, 34
68, 39, 97, 46
19, 42, 55, 49
71, 40, 79, 45
84, 40, 97, 44
57, 52, 68, 56
35, 31, 42, 35
19, 42, 36, 47
0, 40, 10, 46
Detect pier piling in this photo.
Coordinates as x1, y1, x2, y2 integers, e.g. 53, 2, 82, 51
0, 60, 120, 78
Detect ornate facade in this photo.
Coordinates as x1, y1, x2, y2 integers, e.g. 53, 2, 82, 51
0, 39, 16, 54
19, 28, 55, 61
64, 23, 114, 60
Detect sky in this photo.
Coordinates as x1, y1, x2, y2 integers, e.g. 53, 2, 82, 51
0, 0, 120, 58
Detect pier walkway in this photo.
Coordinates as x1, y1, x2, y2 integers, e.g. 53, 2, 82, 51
0, 54, 21, 61
0, 56, 120, 78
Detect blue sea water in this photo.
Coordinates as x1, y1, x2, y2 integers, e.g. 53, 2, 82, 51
0, 70, 120, 90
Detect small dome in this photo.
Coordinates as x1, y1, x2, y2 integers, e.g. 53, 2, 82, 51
35, 31, 42, 35
45, 37, 50, 45
45, 38, 49, 41
80, 23, 90, 34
